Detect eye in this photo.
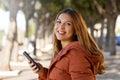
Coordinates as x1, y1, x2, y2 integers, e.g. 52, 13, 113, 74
56, 20, 61, 24
66, 22, 72, 26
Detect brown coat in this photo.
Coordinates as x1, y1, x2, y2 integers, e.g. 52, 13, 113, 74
39, 41, 101, 80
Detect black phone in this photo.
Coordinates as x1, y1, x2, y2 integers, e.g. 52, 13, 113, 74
23, 51, 40, 70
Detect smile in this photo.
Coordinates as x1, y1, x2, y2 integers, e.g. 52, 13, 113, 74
57, 31, 66, 35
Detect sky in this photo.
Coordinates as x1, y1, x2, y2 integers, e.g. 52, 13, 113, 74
0, 9, 9, 34
116, 15, 120, 36
0, 9, 25, 34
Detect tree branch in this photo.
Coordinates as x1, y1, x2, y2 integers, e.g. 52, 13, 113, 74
93, 0, 105, 15
111, 0, 118, 13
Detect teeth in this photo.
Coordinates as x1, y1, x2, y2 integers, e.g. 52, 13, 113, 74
59, 31, 64, 34
58, 31, 66, 35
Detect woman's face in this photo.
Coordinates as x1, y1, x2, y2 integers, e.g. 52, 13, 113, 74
54, 13, 75, 42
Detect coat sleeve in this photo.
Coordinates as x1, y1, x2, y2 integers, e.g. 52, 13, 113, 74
68, 49, 95, 80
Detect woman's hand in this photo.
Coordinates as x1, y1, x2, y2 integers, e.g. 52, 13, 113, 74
28, 61, 45, 76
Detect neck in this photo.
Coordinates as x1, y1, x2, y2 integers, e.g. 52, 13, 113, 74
61, 41, 73, 48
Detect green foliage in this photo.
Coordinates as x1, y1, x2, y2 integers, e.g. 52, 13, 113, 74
36, 0, 108, 29
49, 3, 62, 18
71, 0, 95, 16
0, 30, 4, 40
28, 20, 36, 38
97, 0, 106, 8
39, 0, 64, 17
116, 28, 120, 34
40, 0, 49, 6
0, 2, 8, 10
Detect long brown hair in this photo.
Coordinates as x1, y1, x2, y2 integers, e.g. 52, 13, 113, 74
53, 8, 106, 74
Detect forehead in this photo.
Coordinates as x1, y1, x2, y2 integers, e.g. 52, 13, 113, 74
57, 13, 73, 22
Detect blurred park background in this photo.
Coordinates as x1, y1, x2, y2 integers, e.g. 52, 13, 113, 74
0, 0, 120, 80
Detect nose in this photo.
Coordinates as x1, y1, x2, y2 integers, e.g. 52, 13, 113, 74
60, 23, 65, 29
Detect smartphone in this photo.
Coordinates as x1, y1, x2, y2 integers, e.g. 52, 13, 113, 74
23, 51, 40, 70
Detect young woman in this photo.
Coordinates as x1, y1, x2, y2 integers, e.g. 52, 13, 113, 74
29, 8, 106, 80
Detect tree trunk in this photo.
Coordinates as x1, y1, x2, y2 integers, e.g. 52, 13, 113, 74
25, 17, 29, 38
0, 0, 19, 71
0, 20, 16, 71
107, 16, 117, 55
33, 18, 39, 55
99, 19, 104, 49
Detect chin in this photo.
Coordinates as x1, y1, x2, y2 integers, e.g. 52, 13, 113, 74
56, 37, 63, 41
57, 38, 62, 40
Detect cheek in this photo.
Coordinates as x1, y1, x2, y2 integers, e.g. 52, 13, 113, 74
67, 27, 74, 34
68, 28, 75, 38
54, 26, 58, 34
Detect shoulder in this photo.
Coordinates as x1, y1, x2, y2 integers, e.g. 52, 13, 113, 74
67, 41, 89, 56
65, 42, 89, 62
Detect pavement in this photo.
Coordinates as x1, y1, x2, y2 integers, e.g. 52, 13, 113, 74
96, 46, 120, 80
0, 46, 120, 80
96, 51, 120, 80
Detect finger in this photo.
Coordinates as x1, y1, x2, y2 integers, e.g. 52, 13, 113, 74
34, 67, 39, 73
28, 61, 32, 63
32, 65, 39, 72
29, 62, 35, 67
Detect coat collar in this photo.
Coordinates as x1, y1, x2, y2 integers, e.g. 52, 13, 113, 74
49, 41, 79, 70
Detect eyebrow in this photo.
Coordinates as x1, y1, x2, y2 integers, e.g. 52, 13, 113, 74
56, 19, 73, 23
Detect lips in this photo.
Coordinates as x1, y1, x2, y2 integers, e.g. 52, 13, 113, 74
57, 30, 66, 35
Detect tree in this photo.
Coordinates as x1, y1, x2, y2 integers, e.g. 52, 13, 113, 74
34, 0, 63, 51
93, 0, 120, 55
21, 0, 36, 38
0, 0, 19, 71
